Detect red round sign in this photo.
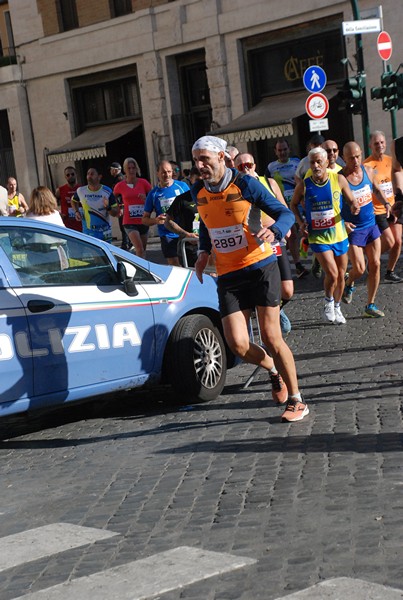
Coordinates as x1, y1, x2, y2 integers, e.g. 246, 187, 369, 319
377, 31, 392, 61
305, 93, 329, 120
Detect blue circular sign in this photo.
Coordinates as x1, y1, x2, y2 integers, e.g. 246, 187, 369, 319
303, 66, 327, 94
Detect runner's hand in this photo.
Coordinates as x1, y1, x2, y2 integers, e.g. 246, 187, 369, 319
350, 199, 360, 215
255, 227, 275, 243
195, 252, 209, 283
345, 222, 356, 234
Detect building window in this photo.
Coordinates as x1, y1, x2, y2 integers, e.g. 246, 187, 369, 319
73, 77, 140, 129
4, 11, 15, 56
110, 0, 132, 17
0, 110, 16, 182
171, 53, 211, 163
57, 0, 78, 32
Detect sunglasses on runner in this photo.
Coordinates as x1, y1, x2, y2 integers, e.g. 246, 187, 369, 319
237, 162, 254, 171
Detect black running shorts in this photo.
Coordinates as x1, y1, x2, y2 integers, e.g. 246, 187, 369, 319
217, 261, 281, 318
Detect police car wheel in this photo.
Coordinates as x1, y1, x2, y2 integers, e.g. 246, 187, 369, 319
166, 314, 227, 402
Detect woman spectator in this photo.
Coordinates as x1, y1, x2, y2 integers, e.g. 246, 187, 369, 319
26, 186, 65, 227
113, 157, 151, 258
7, 177, 28, 216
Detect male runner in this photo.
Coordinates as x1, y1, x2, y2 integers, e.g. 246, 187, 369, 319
291, 147, 359, 324
192, 135, 308, 423
266, 138, 306, 278
142, 160, 189, 266
364, 131, 402, 282
55, 166, 81, 231
341, 142, 389, 317
72, 166, 118, 241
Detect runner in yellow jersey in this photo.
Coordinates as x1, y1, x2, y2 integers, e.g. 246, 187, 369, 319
291, 146, 359, 324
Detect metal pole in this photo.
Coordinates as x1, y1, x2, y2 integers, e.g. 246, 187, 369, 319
350, 0, 370, 155
379, 7, 398, 139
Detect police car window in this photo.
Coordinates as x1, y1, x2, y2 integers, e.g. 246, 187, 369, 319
113, 255, 158, 283
0, 227, 119, 287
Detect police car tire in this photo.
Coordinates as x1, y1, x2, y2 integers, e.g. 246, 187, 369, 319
166, 314, 227, 402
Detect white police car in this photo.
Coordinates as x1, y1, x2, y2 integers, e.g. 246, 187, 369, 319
0, 218, 231, 418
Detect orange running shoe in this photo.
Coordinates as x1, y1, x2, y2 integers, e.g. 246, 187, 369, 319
270, 372, 288, 405
281, 397, 309, 422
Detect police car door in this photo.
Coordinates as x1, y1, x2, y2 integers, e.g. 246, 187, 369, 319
0, 224, 155, 403
0, 257, 34, 413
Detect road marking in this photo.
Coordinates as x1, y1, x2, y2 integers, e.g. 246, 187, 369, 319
12, 546, 256, 599
0, 523, 119, 572
274, 577, 403, 599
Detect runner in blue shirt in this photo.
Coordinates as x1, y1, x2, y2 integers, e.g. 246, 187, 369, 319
142, 160, 189, 265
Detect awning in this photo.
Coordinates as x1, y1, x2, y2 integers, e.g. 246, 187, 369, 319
46, 120, 141, 165
210, 87, 337, 144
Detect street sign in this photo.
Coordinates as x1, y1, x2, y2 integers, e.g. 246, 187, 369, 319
377, 31, 392, 61
309, 118, 329, 132
303, 66, 327, 94
305, 93, 329, 120
342, 19, 381, 35
361, 6, 382, 20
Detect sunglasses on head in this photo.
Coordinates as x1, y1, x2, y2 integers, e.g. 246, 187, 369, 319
237, 162, 254, 171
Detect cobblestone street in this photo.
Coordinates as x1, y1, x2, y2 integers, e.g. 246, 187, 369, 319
0, 251, 402, 599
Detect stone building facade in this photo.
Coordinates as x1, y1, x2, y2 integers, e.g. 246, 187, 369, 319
0, 0, 402, 197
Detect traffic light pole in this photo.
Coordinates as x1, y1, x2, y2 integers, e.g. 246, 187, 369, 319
379, 8, 398, 140
390, 109, 397, 139
351, 0, 370, 155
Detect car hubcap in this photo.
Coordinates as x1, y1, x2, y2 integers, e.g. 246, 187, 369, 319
193, 327, 223, 389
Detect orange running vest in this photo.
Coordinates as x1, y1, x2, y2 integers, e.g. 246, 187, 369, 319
196, 180, 273, 276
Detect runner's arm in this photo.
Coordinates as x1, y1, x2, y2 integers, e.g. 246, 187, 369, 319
338, 174, 360, 215
290, 181, 306, 230
18, 193, 29, 214
165, 213, 198, 239
72, 191, 82, 221
242, 176, 294, 240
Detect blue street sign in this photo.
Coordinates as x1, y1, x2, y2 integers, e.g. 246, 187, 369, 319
303, 66, 327, 93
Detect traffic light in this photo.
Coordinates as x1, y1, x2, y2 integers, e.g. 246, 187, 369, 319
396, 73, 403, 110
337, 75, 365, 114
371, 69, 403, 111
370, 86, 387, 101
381, 71, 398, 111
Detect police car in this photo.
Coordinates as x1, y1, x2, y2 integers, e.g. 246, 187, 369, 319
0, 218, 231, 418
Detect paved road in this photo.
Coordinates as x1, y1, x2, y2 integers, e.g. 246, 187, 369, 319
0, 247, 402, 600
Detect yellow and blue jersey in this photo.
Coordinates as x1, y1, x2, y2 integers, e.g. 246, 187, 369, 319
304, 170, 347, 245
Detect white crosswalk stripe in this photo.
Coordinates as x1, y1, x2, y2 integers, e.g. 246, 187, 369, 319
0, 523, 119, 572
273, 577, 403, 599
11, 545, 256, 600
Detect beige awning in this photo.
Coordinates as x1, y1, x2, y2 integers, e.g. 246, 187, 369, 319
210, 88, 337, 144
47, 120, 141, 164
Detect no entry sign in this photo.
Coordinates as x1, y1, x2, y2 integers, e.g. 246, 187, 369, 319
377, 31, 392, 61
